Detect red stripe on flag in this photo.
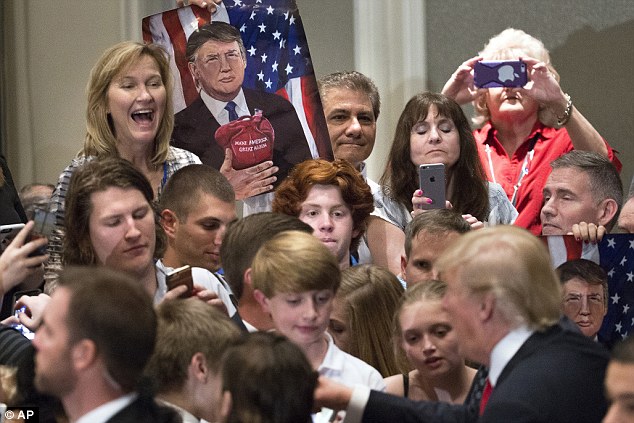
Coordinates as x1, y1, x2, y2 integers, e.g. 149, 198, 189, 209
142, 19, 152, 44
301, 77, 316, 139
190, 5, 211, 24
563, 236, 584, 261
162, 11, 198, 104
275, 87, 290, 102
301, 76, 331, 159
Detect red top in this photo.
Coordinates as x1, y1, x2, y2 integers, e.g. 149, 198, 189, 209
474, 121, 622, 235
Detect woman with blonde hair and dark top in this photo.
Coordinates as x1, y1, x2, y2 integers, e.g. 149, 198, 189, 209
385, 280, 476, 404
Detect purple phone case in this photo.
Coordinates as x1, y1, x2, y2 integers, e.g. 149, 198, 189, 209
474, 60, 528, 88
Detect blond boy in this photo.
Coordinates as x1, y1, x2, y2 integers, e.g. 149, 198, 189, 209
251, 230, 385, 396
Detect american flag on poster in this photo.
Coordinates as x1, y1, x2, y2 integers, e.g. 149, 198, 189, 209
142, 0, 331, 160
545, 234, 634, 348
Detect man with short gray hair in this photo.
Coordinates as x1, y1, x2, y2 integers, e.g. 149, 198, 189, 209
541, 150, 622, 241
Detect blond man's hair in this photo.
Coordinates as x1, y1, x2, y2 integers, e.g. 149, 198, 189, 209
251, 230, 340, 297
435, 225, 561, 330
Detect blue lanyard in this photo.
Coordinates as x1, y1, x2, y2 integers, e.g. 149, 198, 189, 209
156, 161, 168, 198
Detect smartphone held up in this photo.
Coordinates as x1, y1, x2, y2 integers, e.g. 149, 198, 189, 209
0, 223, 25, 253
418, 163, 446, 210
474, 59, 528, 89
166, 265, 194, 299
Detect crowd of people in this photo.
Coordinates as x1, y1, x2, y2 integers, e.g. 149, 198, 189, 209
0, 4, 632, 422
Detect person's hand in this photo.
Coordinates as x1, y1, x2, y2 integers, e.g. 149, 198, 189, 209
314, 376, 353, 413
162, 284, 228, 315
569, 222, 606, 244
176, 0, 223, 13
219, 148, 278, 200
162, 284, 189, 302
7, 293, 51, 330
441, 56, 485, 105
192, 285, 228, 315
0, 221, 48, 296
518, 57, 567, 115
411, 189, 452, 218
462, 214, 484, 230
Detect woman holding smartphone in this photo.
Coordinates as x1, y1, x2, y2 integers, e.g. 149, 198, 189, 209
377, 91, 516, 234
441, 28, 620, 235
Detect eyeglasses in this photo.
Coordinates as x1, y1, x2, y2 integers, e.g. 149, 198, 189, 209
562, 293, 605, 314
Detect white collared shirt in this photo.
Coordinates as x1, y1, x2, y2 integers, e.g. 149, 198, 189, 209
158, 399, 201, 423
488, 325, 534, 387
200, 87, 271, 217
314, 333, 384, 423
356, 161, 399, 265
75, 393, 137, 423
319, 332, 385, 390
154, 260, 238, 317
200, 89, 249, 125
242, 319, 259, 333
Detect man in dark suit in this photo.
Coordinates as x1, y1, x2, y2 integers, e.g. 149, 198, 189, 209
172, 21, 313, 202
32, 267, 180, 423
315, 226, 609, 423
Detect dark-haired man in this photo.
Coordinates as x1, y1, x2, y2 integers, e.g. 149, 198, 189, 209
318, 71, 404, 274
158, 164, 244, 328
33, 267, 179, 423
401, 209, 470, 287
220, 212, 313, 331
541, 150, 622, 241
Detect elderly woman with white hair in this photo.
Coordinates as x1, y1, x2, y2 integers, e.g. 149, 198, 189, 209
442, 28, 621, 235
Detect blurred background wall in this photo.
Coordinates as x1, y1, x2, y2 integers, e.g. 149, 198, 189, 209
2, 0, 631, 194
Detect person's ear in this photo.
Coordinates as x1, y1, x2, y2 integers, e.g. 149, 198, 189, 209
253, 289, 270, 313
189, 352, 209, 383
160, 209, 179, 237
187, 61, 199, 79
220, 390, 233, 421
71, 339, 98, 371
479, 292, 496, 323
243, 268, 254, 292
400, 255, 408, 283
596, 198, 618, 228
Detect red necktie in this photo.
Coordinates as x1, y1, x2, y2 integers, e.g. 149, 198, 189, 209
479, 378, 493, 416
